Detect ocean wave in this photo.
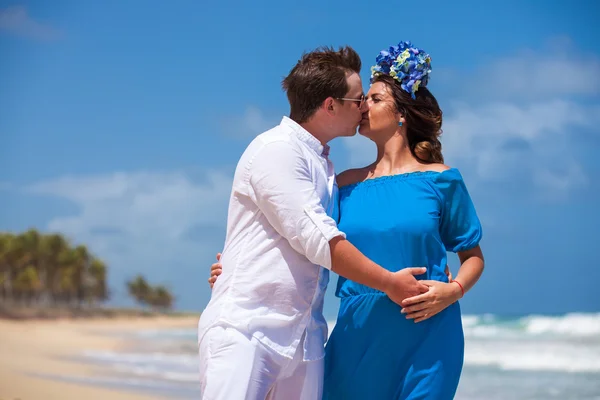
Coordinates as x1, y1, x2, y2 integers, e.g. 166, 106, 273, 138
84, 350, 199, 368
461, 312, 600, 339
135, 328, 198, 339
83, 350, 200, 383
465, 341, 600, 373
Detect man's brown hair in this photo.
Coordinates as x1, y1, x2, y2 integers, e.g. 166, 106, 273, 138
282, 46, 361, 123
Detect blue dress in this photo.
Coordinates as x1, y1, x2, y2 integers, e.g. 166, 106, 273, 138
323, 169, 482, 400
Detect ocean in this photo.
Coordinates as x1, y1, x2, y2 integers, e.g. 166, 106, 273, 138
72, 313, 600, 399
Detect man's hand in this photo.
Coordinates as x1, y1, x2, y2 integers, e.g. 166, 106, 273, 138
208, 253, 222, 289
383, 267, 429, 306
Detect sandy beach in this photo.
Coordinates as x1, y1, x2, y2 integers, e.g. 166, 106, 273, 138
0, 315, 200, 400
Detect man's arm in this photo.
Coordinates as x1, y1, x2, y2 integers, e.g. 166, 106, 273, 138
208, 240, 427, 301
330, 236, 391, 291
329, 236, 427, 302
248, 140, 343, 270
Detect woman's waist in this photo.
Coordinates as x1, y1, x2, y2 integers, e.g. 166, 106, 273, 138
334, 292, 462, 334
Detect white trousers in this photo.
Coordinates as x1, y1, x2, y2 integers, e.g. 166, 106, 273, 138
198, 326, 323, 400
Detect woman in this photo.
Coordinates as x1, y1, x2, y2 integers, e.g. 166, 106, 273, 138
209, 41, 484, 399
321, 41, 484, 400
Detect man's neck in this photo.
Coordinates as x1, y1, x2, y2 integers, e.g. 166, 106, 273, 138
299, 119, 331, 146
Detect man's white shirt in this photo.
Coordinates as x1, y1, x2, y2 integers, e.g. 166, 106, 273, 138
198, 116, 344, 361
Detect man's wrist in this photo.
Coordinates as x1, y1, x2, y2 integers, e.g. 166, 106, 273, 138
378, 268, 394, 293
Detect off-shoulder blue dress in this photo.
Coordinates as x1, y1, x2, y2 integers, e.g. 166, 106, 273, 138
323, 169, 482, 400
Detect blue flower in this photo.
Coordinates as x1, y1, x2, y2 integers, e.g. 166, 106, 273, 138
376, 50, 390, 64
370, 40, 432, 99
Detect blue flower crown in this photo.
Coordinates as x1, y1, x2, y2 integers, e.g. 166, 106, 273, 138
370, 41, 432, 99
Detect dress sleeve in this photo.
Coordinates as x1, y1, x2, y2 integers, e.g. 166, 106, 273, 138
434, 169, 483, 253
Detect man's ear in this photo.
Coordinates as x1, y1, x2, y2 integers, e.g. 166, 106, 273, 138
323, 97, 336, 116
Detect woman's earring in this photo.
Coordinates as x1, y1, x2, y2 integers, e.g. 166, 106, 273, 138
398, 121, 403, 127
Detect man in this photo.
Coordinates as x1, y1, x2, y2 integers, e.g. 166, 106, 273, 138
197, 46, 428, 400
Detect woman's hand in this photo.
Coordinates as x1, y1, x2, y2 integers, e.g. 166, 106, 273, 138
400, 280, 462, 323
208, 253, 222, 289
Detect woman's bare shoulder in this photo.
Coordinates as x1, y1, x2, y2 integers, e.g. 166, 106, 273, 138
336, 167, 370, 188
421, 163, 451, 173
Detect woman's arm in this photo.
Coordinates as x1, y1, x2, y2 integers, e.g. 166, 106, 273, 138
452, 245, 485, 296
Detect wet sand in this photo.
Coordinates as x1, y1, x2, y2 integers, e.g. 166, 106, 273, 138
0, 315, 199, 400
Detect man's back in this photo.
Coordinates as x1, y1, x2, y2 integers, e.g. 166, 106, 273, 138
198, 116, 343, 361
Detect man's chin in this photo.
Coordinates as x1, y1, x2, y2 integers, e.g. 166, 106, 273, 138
338, 129, 358, 138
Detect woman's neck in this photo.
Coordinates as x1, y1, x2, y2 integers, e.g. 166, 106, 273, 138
369, 134, 421, 177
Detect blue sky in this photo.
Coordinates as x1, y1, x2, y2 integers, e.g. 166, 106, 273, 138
1, 0, 599, 317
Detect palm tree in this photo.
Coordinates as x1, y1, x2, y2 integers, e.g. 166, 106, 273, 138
0, 233, 12, 301
0, 233, 28, 302
127, 275, 152, 307
0, 230, 110, 308
148, 285, 174, 311
39, 233, 68, 305
73, 245, 90, 307
19, 229, 41, 303
13, 265, 42, 304
56, 247, 77, 305
88, 258, 108, 304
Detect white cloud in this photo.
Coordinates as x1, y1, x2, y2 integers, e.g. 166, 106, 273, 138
441, 100, 599, 191
435, 37, 600, 101
533, 161, 588, 198
0, 6, 62, 41
470, 37, 600, 99
221, 105, 279, 139
26, 169, 234, 305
